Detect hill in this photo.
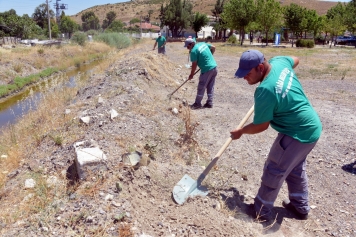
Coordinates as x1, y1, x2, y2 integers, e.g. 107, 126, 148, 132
69, 0, 340, 26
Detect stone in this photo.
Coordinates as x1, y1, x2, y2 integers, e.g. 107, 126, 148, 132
24, 179, 36, 189
80, 116, 90, 125
73, 140, 108, 180
122, 151, 142, 167
110, 109, 119, 120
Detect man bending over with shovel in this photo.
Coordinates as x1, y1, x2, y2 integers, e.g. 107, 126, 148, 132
184, 38, 218, 109
230, 49, 322, 222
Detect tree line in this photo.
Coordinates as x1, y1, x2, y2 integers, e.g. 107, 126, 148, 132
159, 0, 356, 45
1, 0, 355, 45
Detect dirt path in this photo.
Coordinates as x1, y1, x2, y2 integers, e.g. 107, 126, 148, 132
0, 40, 355, 237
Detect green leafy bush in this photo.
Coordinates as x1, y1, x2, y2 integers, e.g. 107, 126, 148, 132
227, 35, 237, 44
296, 39, 315, 48
86, 30, 99, 36
71, 32, 87, 46
94, 33, 131, 49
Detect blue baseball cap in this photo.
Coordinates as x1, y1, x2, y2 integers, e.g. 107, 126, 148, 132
235, 50, 264, 78
184, 38, 195, 47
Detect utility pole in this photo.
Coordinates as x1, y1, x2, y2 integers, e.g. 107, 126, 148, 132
140, 16, 142, 38
54, 0, 68, 23
46, 0, 52, 40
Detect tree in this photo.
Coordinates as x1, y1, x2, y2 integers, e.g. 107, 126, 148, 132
302, 9, 320, 39
211, 0, 226, 39
256, 0, 282, 46
191, 12, 209, 38
326, 2, 346, 20
283, 3, 305, 39
60, 14, 78, 38
81, 11, 100, 31
221, 0, 256, 45
145, 9, 154, 23
105, 20, 124, 32
129, 18, 140, 26
344, 1, 356, 34
102, 11, 117, 29
32, 3, 55, 29
160, 0, 193, 37
325, 15, 346, 48
0, 9, 38, 38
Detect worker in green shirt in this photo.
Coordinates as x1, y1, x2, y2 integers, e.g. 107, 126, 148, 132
153, 33, 166, 54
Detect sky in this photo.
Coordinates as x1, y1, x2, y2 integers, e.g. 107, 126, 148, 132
0, 0, 352, 17
0, 0, 127, 17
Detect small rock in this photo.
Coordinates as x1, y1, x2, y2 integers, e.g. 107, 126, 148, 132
172, 108, 179, 115
116, 182, 123, 192
24, 179, 36, 189
105, 194, 114, 201
110, 109, 119, 120
80, 116, 90, 125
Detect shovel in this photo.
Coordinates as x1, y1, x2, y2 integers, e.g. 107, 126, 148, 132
168, 69, 200, 100
172, 105, 255, 205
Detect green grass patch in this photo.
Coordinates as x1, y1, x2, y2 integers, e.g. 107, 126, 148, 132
94, 32, 131, 49
0, 68, 58, 97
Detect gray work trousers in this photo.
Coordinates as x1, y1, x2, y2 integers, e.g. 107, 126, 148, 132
254, 133, 318, 217
194, 67, 217, 105
158, 46, 166, 54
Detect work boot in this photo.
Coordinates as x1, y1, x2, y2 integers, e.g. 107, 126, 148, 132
190, 103, 202, 110
203, 103, 213, 108
282, 199, 308, 220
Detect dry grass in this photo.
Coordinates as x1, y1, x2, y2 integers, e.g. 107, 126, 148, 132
119, 223, 134, 237
0, 74, 84, 223
216, 44, 356, 80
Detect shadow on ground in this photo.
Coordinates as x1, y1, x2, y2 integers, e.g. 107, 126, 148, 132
341, 161, 356, 175
219, 187, 311, 235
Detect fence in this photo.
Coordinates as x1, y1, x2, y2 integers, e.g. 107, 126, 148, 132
0, 37, 21, 45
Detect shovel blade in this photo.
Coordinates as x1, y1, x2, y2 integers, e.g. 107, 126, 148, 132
172, 174, 209, 205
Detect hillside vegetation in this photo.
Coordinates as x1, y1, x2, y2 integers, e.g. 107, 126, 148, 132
69, 0, 339, 25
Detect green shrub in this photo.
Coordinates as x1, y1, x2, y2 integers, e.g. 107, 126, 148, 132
71, 32, 87, 46
296, 39, 315, 48
86, 30, 99, 36
227, 35, 237, 44
37, 48, 44, 55
93, 32, 131, 49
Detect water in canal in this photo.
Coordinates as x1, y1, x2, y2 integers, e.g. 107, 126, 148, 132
0, 62, 99, 129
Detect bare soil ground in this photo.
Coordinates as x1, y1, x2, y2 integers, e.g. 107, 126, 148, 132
0, 41, 355, 237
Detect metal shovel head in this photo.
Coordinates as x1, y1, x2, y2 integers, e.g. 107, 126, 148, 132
172, 174, 208, 205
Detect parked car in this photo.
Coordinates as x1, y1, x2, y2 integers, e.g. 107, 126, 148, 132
336, 36, 356, 46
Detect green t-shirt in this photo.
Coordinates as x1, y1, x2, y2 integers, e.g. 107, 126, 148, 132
156, 36, 166, 48
190, 42, 217, 73
254, 56, 322, 143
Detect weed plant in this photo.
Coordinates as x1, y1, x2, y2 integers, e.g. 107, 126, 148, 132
71, 32, 87, 46
0, 68, 58, 97
94, 32, 131, 49
0, 72, 83, 222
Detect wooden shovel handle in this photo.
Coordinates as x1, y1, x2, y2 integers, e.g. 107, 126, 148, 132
168, 69, 200, 98
198, 105, 255, 182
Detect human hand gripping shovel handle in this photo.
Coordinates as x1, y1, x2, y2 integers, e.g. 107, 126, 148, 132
168, 69, 200, 99
172, 105, 255, 205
